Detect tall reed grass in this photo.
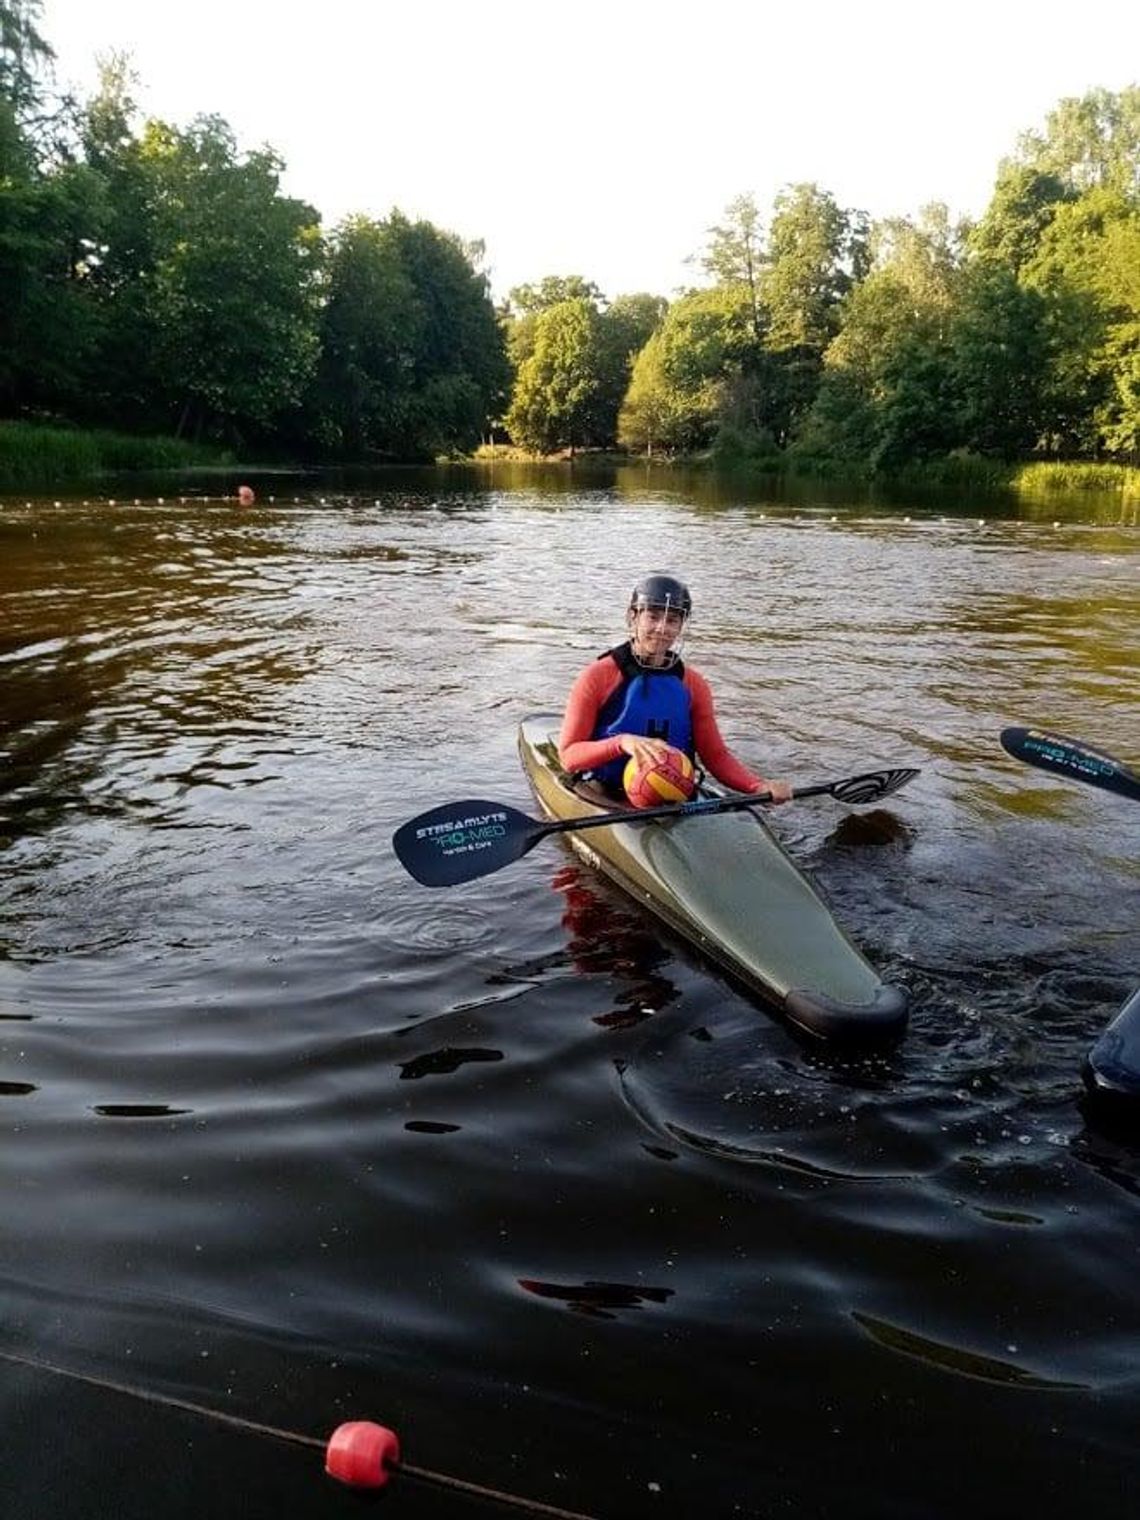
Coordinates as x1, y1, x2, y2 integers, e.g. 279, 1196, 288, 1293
0, 421, 229, 489
1012, 461, 1140, 497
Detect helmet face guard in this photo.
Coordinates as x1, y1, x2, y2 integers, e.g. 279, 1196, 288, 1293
627, 573, 692, 667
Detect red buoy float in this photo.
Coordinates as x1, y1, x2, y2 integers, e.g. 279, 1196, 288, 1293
325, 1420, 401, 1489
237, 484, 255, 506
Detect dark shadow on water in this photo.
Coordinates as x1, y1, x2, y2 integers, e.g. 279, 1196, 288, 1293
91, 1104, 192, 1118
397, 1048, 504, 1080
1071, 1112, 1140, 1198
517, 1277, 674, 1320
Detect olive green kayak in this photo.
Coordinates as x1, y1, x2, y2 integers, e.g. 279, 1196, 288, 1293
518, 713, 907, 1042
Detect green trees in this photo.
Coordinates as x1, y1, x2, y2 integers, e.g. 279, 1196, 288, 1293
702, 194, 766, 340
638, 182, 872, 458
592, 291, 667, 446
0, 0, 95, 416
381, 216, 509, 456
1019, 187, 1140, 454
798, 206, 963, 468
949, 264, 1049, 457
0, 92, 47, 410
1016, 85, 1140, 195
0, 12, 508, 460
309, 213, 507, 458
618, 286, 756, 455
307, 216, 418, 456
623, 87, 1140, 471
4, 18, 1140, 476
503, 281, 665, 452
68, 99, 322, 443
763, 183, 866, 354
791, 88, 1140, 470
144, 118, 322, 441
507, 297, 602, 454
975, 87, 1140, 458
0, 0, 52, 118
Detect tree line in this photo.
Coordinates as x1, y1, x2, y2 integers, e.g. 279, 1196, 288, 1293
3, 3, 1138, 469
1, 5, 508, 460
525, 94, 1140, 470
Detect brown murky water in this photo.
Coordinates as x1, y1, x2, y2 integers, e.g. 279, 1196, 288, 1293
1, 468, 1137, 1518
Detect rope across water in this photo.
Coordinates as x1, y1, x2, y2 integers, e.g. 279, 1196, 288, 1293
0, 1347, 598, 1520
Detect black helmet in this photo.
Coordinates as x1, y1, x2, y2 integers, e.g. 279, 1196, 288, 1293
629, 573, 692, 617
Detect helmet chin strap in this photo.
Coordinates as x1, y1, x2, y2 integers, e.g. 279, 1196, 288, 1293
632, 643, 672, 668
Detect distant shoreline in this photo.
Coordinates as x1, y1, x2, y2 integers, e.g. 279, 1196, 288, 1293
3, 419, 1138, 501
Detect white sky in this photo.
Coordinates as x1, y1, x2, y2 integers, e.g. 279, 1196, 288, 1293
38, 0, 1140, 302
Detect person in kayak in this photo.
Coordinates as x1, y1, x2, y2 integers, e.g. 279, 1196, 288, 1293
558, 572, 793, 803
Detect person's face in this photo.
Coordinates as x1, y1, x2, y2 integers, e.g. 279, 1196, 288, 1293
630, 603, 686, 665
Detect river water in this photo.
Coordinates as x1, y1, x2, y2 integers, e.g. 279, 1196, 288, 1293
1, 466, 1137, 1519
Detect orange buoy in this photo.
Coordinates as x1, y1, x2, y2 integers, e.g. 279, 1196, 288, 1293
325, 1420, 400, 1488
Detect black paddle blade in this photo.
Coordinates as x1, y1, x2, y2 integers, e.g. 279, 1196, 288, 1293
1000, 727, 1140, 803
827, 768, 919, 806
393, 799, 541, 886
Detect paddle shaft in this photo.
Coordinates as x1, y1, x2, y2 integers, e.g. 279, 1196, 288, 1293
393, 766, 918, 887
529, 781, 830, 844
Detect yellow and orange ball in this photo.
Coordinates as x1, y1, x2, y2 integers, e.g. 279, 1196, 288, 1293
623, 747, 696, 809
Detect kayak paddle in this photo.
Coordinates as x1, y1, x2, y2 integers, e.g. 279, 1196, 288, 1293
393, 767, 919, 888
999, 727, 1140, 803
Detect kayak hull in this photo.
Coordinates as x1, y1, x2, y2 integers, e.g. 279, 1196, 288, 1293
518, 714, 908, 1042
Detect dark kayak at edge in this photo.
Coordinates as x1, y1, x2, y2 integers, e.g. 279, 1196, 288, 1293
1085, 987, 1140, 1113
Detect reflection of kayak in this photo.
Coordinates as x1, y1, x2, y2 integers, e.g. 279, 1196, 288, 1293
518, 713, 908, 1042
1084, 988, 1140, 1107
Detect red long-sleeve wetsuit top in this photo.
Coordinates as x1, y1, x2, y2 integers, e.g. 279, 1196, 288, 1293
558, 653, 772, 793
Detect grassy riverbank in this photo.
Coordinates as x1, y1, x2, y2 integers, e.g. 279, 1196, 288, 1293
1011, 460, 1140, 496
0, 421, 232, 490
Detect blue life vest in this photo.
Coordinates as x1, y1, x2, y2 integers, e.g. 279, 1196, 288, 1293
589, 642, 694, 791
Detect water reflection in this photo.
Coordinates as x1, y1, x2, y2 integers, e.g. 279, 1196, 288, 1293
517, 1277, 675, 1319
548, 863, 680, 1029
397, 1047, 504, 1080
1071, 1115, 1140, 1197
91, 1104, 191, 1118
851, 1311, 1086, 1389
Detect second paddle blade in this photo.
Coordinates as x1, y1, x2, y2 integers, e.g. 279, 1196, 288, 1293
393, 798, 539, 887
1000, 727, 1140, 802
